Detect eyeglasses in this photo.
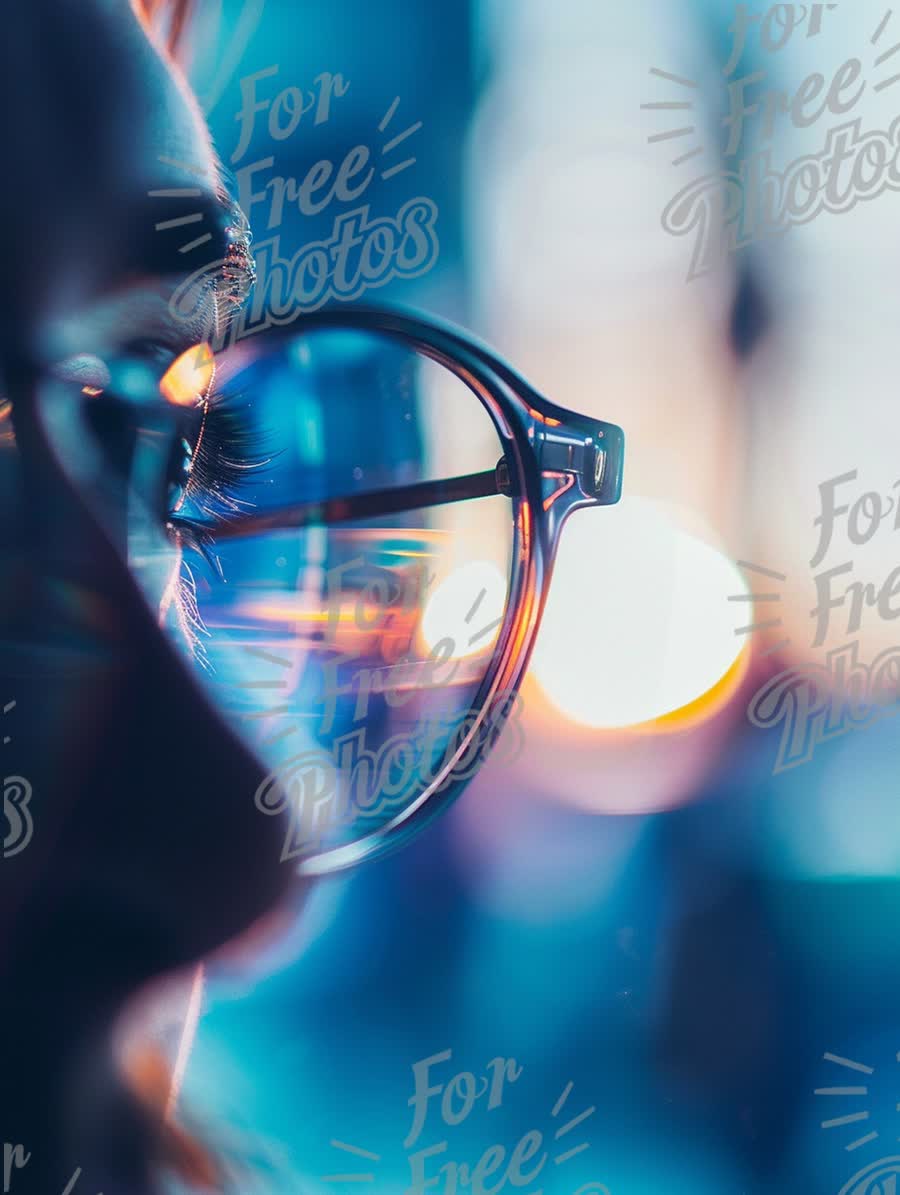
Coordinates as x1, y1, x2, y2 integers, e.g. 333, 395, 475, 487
28, 306, 624, 874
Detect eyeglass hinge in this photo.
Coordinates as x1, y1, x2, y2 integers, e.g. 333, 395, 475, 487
538, 424, 622, 505
540, 432, 595, 490
495, 458, 512, 495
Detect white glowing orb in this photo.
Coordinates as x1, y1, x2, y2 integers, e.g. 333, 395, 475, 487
421, 561, 508, 662
531, 496, 748, 728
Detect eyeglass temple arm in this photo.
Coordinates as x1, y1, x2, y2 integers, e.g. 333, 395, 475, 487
169, 460, 512, 542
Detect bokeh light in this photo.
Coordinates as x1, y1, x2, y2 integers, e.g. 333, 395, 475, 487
419, 559, 507, 662
530, 497, 749, 729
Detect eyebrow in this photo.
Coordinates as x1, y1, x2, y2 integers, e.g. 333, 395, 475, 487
127, 181, 256, 344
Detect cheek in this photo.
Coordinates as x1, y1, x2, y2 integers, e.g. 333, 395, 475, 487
129, 533, 183, 629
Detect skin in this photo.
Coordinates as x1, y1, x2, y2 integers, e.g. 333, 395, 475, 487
0, 4, 303, 1191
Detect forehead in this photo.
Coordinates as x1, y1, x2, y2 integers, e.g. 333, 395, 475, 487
118, 21, 232, 283
63, 14, 236, 360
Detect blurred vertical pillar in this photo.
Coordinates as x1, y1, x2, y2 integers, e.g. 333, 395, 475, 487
467, 0, 744, 528
458, 0, 751, 815
740, 0, 900, 669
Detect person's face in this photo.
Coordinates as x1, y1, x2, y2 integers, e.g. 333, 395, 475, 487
0, 0, 297, 1002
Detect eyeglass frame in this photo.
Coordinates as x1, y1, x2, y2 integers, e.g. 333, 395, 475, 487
23, 304, 624, 874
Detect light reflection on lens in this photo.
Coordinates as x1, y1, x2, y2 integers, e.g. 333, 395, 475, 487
420, 560, 508, 662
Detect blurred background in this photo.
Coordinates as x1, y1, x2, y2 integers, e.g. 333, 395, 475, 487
171, 2, 900, 1191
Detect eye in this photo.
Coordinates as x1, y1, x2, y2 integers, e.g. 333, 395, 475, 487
164, 382, 272, 522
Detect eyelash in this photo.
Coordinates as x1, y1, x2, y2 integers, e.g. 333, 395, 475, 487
171, 385, 271, 520
117, 338, 267, 520
165, 385, 271, 659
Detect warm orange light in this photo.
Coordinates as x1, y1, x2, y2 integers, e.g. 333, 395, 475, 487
0, 399, 13, 446
527, 407, 562, 427
542, 471, 575, 511
626, 641, 750, 734
160, 342, 215, 408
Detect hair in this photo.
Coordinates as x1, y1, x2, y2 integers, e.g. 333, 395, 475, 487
135, 0, 196, 56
